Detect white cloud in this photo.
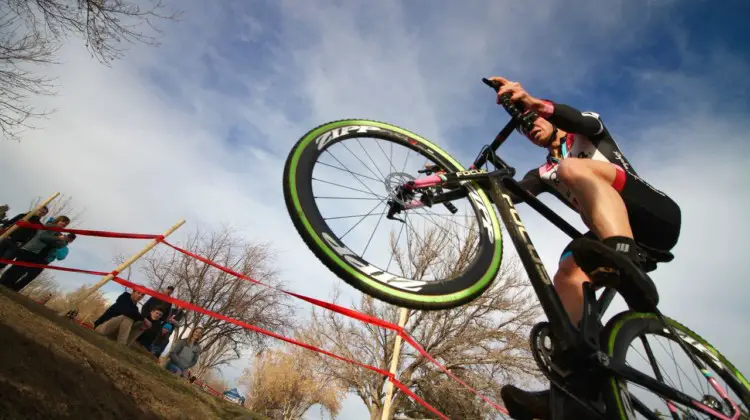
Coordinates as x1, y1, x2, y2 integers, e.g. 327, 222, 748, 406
1, 1, 748, 418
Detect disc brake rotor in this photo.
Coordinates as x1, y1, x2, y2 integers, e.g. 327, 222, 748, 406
384, 172, 416, 206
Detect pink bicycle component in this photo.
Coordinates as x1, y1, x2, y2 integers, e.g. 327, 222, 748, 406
402, 200, 425, 210
405, 174, 445, 190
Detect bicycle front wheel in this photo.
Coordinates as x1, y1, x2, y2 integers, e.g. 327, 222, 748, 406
283, 119, 503, 310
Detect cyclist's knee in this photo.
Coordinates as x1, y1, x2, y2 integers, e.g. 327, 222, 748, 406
556, 158, 587, 185
557, 158, 615, 185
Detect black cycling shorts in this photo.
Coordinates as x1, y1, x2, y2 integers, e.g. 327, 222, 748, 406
561, 167, 681, 261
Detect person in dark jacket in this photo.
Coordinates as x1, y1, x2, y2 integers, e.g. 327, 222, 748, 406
141, 285, 175, 320
0, 206, 49, 269
0, 216, 70, 290
94, 290, 161, 346
135, 304, 168, 350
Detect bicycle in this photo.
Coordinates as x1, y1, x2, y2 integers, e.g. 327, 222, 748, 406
282, 78, 749, 419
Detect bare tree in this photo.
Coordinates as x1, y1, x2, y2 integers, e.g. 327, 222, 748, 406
201, 368, 229, 392
240, 344, 346, 420
18, 270, 59, 300
47, 283, 109, 323
0, 0, 178, 139
299, 221, 541, 420
140, 225, 296, 375
0, 10, 56, 139
29, 193, 86, 226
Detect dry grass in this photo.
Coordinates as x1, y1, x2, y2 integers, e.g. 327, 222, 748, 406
0, 287, 266, 420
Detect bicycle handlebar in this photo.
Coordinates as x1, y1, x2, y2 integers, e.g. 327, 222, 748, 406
481, 77, 538, 133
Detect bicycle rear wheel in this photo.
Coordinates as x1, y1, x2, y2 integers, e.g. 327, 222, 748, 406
283, 119, 503, 310
603, 312, 749, 419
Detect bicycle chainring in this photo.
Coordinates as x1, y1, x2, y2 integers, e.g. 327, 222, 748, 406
530, 321, 559, 384
530, 322, 605, 418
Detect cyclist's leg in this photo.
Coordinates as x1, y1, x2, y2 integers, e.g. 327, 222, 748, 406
556, 158, 638, 259
554, 232, 597, 326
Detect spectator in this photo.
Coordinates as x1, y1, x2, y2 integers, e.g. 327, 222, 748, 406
132, 307, 166, 347
147, 322, 174, 357
8, 233, 76, 293
0, 206, 49, 269
134, 304, 168, 350
0, 205, 9, 224
166, 327, 203, 377
94, 290, 161, 346
170, 308, 187, 328
141, 285, 175, 320
0, 216, 70, 291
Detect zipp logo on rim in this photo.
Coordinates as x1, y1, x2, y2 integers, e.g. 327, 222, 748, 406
321, 232, 428, 291
463, 183, 495, 244
315, 125, 381, 150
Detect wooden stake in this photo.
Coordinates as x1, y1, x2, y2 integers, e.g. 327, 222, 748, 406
381, 307, 409, 420
63, 219, 186, 313
0, 192, 60, 240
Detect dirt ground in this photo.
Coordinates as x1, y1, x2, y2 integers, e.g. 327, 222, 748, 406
0, 288, 264, 420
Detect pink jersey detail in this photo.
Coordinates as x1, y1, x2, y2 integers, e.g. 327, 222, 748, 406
565, 133, 574, 151
538, 100, 554, 118
612, 166, 627, 192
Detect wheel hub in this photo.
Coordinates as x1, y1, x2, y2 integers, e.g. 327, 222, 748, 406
384, 172, 416, 206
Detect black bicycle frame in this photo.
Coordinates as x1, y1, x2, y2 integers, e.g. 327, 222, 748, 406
466, 118, 609, 350
456, 120, 740, 419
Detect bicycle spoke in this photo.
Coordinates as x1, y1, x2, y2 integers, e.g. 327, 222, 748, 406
374, 138, 397, 174
312, 178, 387, 200
315, 196, 383, 200
386, 222, 406, 273
362, 205, 388, 258
315, 160, 382, 184
323, 149, 383, 199
340, 142, 384, 182
338, 200, 387, 240
355, 138, 388, 180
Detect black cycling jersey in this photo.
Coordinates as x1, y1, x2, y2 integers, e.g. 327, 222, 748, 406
510, 102, 681, 252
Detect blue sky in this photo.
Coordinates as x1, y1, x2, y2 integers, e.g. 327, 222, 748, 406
1, 0, 749, 418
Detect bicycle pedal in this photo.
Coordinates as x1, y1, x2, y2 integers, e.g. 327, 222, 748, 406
587, 267, 620, 288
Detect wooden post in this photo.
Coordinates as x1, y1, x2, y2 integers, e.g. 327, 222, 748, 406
0, 192, 60, 241
63, 219, 186, 313
381, 307, 409, 420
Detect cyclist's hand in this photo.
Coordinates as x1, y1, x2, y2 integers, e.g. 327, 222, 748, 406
488, 76, 536, 109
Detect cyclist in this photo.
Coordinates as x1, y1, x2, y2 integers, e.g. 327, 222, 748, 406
488, 76, 682, 419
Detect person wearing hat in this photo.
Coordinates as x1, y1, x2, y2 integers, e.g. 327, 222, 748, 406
141, 285, 175, 320
149, 322, 175, 357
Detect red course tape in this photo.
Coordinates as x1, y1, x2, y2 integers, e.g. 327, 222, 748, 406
0, 227, 511, 416
13, 220, 163, 239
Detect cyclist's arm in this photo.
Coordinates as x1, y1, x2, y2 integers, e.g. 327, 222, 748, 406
532, 100, 605, 137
